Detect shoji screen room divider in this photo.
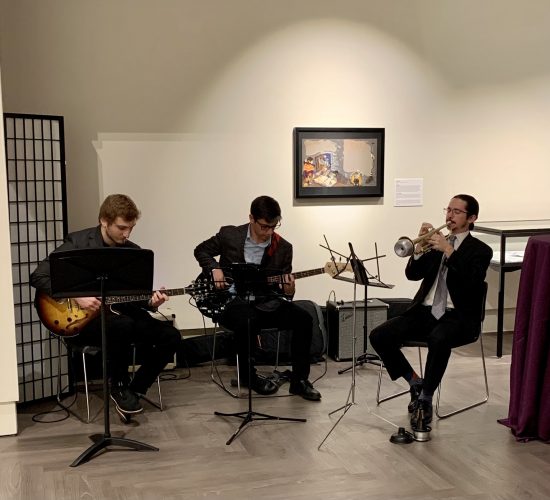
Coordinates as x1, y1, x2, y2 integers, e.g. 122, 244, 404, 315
4, 113, 68, 403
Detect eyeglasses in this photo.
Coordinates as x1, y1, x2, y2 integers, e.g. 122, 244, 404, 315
255, 220, 281, 231
444, 207, 468, 216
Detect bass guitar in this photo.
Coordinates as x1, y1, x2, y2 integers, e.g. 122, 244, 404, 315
196, 260, 351, 320
36, 281, 211, 337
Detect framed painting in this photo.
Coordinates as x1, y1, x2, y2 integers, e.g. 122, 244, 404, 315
294, 127, 385, 199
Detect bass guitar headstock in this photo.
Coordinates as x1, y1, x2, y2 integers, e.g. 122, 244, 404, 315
323, 260, 352, 278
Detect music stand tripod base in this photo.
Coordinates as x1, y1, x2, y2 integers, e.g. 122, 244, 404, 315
215, 409, 306, 446
71, 434, 159, 467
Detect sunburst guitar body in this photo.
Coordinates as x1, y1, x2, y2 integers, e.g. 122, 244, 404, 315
36, 293, 97, 336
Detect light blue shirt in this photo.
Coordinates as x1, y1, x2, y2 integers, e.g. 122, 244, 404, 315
244, 224, 271, 264
229, 224, 271, 295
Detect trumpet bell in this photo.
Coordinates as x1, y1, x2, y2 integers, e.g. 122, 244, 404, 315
394, 223, 449, 258
394, 237, 414, 258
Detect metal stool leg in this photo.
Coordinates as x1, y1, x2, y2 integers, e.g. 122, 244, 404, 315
155, 376, 163, 410
55, 337, 97, 424
82, 352, 92, 423
131, 344, 164, 410
435, 334, 489, 419
210, 327, 242, 398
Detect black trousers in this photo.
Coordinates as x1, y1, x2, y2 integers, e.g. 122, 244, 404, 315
69, 307, 181, 394
369, 306, 478, 394
220, 298, 313, 382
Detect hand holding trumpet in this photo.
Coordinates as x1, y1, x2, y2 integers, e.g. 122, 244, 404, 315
417, 223, 454, 256
394, 222, 453, 258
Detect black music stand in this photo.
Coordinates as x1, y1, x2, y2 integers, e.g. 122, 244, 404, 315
214, 263, 306, 445
50, 248, 160, 467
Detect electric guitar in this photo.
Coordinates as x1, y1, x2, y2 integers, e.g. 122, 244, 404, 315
196, 260, 351, 320
36, 281, 211, 337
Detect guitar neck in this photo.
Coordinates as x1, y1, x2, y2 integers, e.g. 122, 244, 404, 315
267, 267, 325, 284
105, 287, 190, 305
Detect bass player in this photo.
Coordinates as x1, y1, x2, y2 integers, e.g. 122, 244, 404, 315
194, 195, 321, 401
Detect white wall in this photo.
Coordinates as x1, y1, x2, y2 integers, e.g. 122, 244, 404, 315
0, 68, 19, 436
2, 0, 550, 330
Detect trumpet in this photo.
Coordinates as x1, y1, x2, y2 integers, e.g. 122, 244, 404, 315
394, 223, 450, 258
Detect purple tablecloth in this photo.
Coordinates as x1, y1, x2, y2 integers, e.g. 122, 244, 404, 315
499, 234, 550, 441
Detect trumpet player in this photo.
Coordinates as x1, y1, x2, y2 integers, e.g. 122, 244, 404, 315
370, 194, 492, 430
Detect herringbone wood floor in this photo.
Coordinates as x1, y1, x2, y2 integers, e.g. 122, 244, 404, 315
2, 333, 548, 500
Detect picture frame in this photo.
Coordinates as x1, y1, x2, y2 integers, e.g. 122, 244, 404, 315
294, 127, 385, 199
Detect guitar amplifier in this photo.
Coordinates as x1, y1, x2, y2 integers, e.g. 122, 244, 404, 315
326, 299, 388, 361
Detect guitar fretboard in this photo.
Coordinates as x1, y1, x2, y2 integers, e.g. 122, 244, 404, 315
105, 287, 192, 305
267, 267, 325, 284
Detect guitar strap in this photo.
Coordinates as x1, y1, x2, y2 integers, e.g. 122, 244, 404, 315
265, 232, 280, 258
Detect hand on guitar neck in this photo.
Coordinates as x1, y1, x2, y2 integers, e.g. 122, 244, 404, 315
148, 288, 170, 308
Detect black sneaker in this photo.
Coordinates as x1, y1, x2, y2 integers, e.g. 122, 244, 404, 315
289, 379, 321, 401
110, 383, 143, 414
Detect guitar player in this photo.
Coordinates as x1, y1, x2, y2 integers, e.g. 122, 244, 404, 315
194, 195, 321, 401
30, 194, 181, 420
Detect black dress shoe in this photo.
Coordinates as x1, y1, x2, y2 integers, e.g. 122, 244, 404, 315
245, 376, 279, 395
410, 399, 433, 429
289, 379, 321, 401
408, 383, 423, 413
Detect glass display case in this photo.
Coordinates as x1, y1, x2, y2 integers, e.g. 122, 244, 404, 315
472, 220, 550, 357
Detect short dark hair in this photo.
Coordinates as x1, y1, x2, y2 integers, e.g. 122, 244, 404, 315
98, 194, 141, 224
250, 195, 281, 223
453, 194, 479, 230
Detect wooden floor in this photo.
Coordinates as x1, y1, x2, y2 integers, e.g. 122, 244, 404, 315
2, 333, 549, 500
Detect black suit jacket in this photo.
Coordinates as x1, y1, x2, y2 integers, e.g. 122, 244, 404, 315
405, 232, 492, 329
194, 223, 294, 302
194, 223, 293, 277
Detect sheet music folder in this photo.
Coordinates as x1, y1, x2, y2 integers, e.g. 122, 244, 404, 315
333, 275, 394, 288
49, 248, 154, 299
335, 242, 394, 289
230, 262, 269, 297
